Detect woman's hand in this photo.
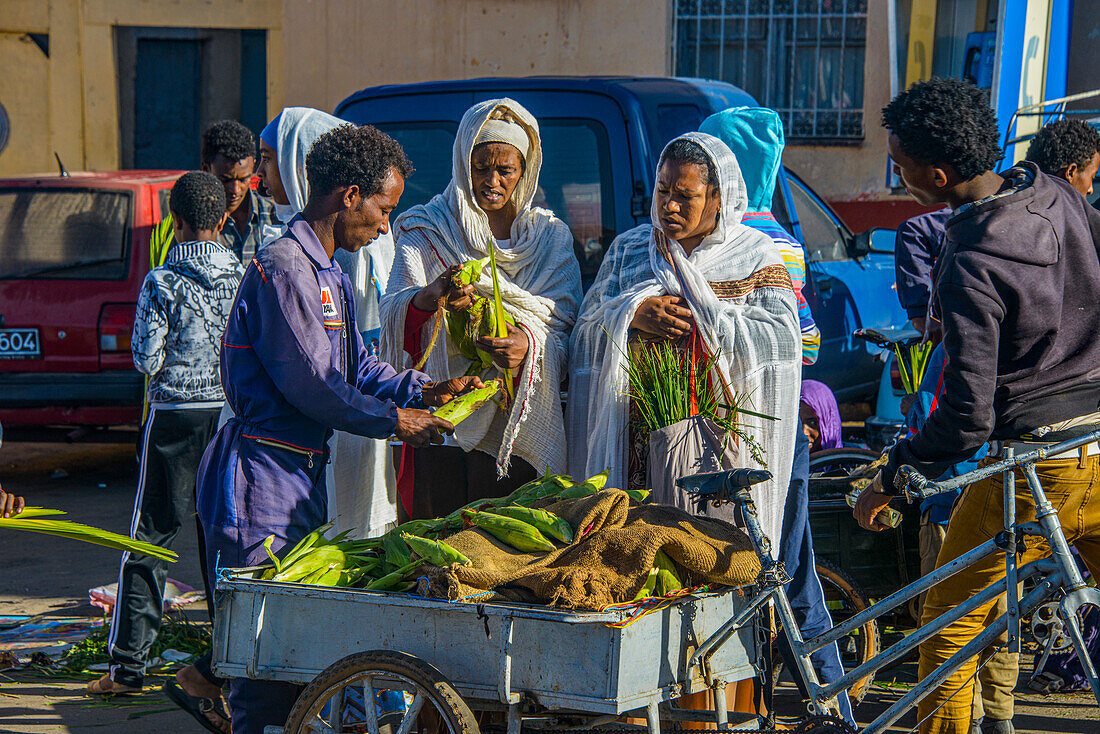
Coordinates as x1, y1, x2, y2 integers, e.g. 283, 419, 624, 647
412, 265, 478, 313
631, 295, 694, 340
0, 485, 25, 518
476, 322, 530, 370
420, 376, 486, 408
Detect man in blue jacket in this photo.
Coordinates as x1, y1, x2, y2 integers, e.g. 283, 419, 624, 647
196, 124, 479, 734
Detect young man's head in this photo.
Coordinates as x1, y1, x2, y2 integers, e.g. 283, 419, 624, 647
1025, 119, 1100, 197
882, 77, 1002, 206
201, 120, 258, 217
170, 171, 229, 244
305, 123, 414, 252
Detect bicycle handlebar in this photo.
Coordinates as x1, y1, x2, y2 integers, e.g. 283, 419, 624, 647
894, 428, 1100, 501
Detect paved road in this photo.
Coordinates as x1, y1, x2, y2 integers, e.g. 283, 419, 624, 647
0, 440, 1095, 733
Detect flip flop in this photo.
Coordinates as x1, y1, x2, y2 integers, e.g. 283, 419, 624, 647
162, 678, 231, 734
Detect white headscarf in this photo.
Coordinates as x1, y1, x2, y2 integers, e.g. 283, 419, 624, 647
566, 132, 801, 546
262, 107, 346, 223
381, 98, 581, 476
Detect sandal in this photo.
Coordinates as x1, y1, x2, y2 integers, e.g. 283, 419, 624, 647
163, 678, 232, 734
86, 674, 141, 695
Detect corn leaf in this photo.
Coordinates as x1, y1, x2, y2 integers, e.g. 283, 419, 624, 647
11, 507, 67, 518
487, 237, 513, 397
0, 516, 178, 561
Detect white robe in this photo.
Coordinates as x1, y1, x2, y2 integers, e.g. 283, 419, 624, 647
379, 98, 581, 477
566, 132, 801, 547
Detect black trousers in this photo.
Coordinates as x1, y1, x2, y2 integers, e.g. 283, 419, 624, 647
108, 405, 221, 688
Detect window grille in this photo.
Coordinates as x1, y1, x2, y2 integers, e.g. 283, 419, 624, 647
674, 0, 867, 143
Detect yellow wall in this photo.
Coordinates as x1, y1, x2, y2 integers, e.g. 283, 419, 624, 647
0, 0, 283, 176
0, 0, 665, 176
280, 0, 670, 113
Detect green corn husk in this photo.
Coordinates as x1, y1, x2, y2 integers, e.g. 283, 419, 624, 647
463, 509, 557, 553
625, 489, 651, 503
276, 521, 335, 571
433, 380, 501, 426
484, 505, 574, 543
365, 559, 425, 591
400, 532, 472, 566
446, 257, 516, 376
0, 515, 178, 562
382, 531, 413, 569
653, 550, 683, 596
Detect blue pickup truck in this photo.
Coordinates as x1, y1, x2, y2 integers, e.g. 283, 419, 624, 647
337, 76, 907, 401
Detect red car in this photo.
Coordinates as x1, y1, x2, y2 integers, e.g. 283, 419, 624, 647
0, 170, 182, 430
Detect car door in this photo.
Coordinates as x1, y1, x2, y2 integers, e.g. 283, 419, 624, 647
781, 174, 908, 402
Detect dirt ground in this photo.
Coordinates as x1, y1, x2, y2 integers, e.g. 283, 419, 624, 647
0, 439, 1096, 733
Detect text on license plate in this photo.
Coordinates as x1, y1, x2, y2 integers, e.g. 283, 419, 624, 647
0, 328, 41, 358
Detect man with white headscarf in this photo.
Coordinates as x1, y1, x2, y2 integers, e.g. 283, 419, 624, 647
257, 108, 399, 538
380, 98, 581, 519
566, 131, 800, 557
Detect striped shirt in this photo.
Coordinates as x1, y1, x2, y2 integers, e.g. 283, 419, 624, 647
742, 211, 820, 365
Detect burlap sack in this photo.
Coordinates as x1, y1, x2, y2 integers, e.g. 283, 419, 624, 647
422, 488, 760, 610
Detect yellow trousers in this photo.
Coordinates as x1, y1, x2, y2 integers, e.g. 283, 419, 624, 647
917, 453, 1100, 734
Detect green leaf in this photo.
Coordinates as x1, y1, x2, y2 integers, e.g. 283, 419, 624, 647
0, 516, 178, 561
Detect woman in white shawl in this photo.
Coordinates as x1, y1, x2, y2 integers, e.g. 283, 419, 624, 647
257, 107, 399, 538
380, 98, 581, 520
566, 132, 800, 549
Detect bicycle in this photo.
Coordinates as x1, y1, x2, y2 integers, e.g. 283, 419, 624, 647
677, 428, 1100, 733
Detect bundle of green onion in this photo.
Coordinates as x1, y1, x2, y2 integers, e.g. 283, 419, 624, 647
893, 341, 934, 394
1, 507, 178, 561
624, 340, 772, 464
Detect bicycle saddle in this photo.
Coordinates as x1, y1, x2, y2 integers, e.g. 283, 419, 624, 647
676, 468, 772, 507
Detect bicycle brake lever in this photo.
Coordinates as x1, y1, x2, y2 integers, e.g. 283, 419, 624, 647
896, 464, 933, 502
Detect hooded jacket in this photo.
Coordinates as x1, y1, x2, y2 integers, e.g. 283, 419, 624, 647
699, 107, 820, 364
885, 164, 1100, 487
132, 241, 246, 404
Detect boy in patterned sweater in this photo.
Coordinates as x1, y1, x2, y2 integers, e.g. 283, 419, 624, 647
89, 173, 244, 717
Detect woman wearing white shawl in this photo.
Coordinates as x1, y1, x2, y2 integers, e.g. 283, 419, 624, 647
566, 132, 800, 548
257, 107, 399, 538
380, 98, 581, 519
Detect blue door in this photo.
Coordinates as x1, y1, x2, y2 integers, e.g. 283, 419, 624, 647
134, 39, 202, 170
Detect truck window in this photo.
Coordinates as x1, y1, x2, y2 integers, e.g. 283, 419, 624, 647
535, 118, 614, 286
376, 118, 614, 286
786, 178, 847, 263
0, 189, 131, 280
373, 121, 459, 220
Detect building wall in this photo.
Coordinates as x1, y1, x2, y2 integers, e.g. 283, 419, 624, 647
782, 0, 896, 205
280, 0, 669, 113
0, 0, 667, 176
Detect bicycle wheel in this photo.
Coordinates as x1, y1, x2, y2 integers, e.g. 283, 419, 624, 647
283, 649, 480, 734
816, 558, 880, 703
808, 447, 882, 478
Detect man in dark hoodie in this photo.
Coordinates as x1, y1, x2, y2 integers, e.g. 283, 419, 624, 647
854, 78, 1100, 734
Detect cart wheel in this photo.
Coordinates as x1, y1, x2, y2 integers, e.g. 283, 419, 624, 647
283, 649, 480, 734
815, 559, 879, 704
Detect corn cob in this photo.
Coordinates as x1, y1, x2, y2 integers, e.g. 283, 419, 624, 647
633, 567, 659, 601
653, 550, 683, 596
463, 509, 557, 553
273, 546, 350, 583
383, 531, 412, 569
276, 522, 335, 571
433, 380, 501, 426
400, 532, 472, 567
365, 559, 425, 591
484, 505, 573, 543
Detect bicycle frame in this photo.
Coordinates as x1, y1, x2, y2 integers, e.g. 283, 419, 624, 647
687, 429, 1100, 733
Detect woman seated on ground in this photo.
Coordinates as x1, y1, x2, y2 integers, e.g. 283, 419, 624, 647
799, 379, 843, 452
566, 132, 800, 548
380, 98, 581, 520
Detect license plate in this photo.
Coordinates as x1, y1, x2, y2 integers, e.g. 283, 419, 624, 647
0, 328, 41, 359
